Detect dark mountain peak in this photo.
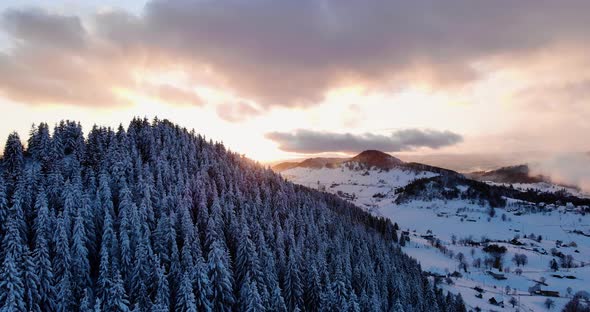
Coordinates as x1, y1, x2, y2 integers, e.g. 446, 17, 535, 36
348, 150, 403, 169
298, 157, 345, 169
467, 164, 547, 184
272, 157, 346, 172
271, 161, 300, 172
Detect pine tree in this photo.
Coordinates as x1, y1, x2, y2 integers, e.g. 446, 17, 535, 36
392, 299, 404, 312
239, 276, 264, 312
269, 285, 288, 312
153, 261, 170, 312
284, 249, 303, 311
236, 220, 262, 291
72, 207, 90, 296
130, 227, 152, 309
56, 269, 74, 312
3, 132, 24, 186
80, 288, 93, 312
176, 271, 198, 312
97, 245, 111, 304
94, 298, 102, 312
21, 247, 41, 312
1, 212, 24, 266
0, 253, 25, 312
53, 217, 71, 283
33, 190, 55, 310
191, 237, 211, 312
27, 123, 52, 171
207, 240, 234, 312
304, 264, 321, 312
107, 270, 130, 312
0, 177, 7, 235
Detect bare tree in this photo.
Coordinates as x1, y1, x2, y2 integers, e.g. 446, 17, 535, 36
509, 297, 517, 308
544, 298, 555, 310
512, 253, 528, 267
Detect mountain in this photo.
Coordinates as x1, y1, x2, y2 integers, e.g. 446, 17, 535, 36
347, 150, 403, 170
466, 164, 587, 198
0, 119, 466, 312
274, 150, 457, 175
276, 149, 590, 312
275, 150, 460, 213
466, 164, 547, 184
270, 161, 300, 172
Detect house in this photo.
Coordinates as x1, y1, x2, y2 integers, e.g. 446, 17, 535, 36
487, 271, 507, 280
450, 271, 463, 278
534, 290, 560, 297
488, 297, 503, 307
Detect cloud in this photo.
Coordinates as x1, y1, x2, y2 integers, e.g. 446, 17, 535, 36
0, 9, 133, 107
265, 129, 463, 153
0, 1, 589, 111
216, 101, 261, 122
530, 153, 590, 193
148, 84, 204, 107
2, 8, 86, 50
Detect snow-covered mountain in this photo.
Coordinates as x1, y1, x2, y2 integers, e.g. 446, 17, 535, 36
466, 164, 547, 184
275, 150, 446, 214
466, 164, 588, 199
0, 121, 468, 312
275, 150, 590, 312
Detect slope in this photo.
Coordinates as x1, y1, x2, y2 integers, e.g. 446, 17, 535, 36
278, 152, 590, 312
0, 119, 466, 312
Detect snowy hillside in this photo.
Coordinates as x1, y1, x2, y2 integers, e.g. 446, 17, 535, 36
0, 121, 468, 312
279, 151, 590, 312
467, 164, 589, 199
283, 166, 436, 214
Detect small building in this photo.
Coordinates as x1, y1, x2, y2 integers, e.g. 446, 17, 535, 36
486, 271, 507, 280
534, 290, 560, 297
488, 297, 503, 307
450, 271, 463, 278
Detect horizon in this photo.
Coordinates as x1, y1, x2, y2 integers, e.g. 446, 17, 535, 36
0, 0, 589, 189
1, 3, 590, 311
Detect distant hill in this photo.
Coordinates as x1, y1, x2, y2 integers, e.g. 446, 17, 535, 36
276, 151, 589, 209
346, 150, 403, 170
273, 150, 459, 176
466, 164, 548, 184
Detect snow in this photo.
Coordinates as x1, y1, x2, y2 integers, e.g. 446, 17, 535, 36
486, 181, 590, 199
281, 164, 590, 312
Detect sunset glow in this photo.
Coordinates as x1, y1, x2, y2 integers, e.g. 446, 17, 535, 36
0, 0, 588, 176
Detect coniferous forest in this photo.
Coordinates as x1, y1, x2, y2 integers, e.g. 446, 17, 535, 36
0, 118, 466, 312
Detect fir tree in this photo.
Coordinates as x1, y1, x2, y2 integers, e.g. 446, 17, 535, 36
176, 271, 198, 312
107, 270, 130, 312
284, 249, 303, 312
153, 262, 170, 312
207, 240, 234, 312
0, 253, 25, 312
3, 132, 24, 186
72, 207, 90, 296
21, 248, 41, 312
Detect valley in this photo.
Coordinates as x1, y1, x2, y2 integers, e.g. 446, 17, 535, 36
276, 151, 590, 312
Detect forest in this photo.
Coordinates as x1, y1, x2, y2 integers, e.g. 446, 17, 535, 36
0, 118, 466, 312
395, 174, 590, 209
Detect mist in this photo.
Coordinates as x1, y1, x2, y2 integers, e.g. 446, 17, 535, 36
530, 152, 590, 193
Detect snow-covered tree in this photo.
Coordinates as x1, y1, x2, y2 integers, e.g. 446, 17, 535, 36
0, 119, 466, 312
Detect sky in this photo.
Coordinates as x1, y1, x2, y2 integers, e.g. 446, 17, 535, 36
0, 0, 589, 187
